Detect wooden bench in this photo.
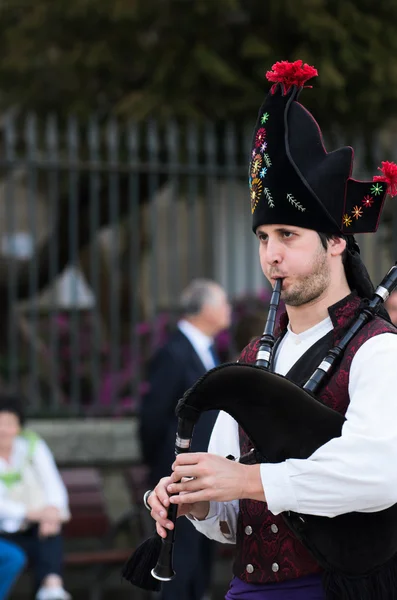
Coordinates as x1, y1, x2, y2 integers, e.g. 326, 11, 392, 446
59, 467, 141, 600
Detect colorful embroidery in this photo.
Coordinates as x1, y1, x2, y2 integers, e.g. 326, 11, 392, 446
251, 154, 262, 176
260, 141, 268, 153
251, 149, 256, 159
351, 205, 363, 220
255, 128, 266, 147
251, 178, 263, 213
362, 195, 374, 207
261, 112, 269, 124
287, 193, 306, 212
259, 167, 267, 178
371, 183, 383, 196
263, 153, 272, 168
343, 214, 352, 227
264, 187, 274, 208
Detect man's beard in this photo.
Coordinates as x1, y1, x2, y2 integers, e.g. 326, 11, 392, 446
281, 247, 330, 307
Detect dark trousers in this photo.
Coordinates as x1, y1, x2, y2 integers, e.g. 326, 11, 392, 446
160, 516, 214, 600
1, 526, 63, 590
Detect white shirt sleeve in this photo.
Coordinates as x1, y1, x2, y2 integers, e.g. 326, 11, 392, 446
32, 439, 69, 513
261, 332, 397, 518
186, 410, 240, 543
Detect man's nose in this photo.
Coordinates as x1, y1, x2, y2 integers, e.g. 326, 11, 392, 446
265, 238, 283, 264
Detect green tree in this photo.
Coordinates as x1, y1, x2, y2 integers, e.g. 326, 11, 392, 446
1, 0, 397, 132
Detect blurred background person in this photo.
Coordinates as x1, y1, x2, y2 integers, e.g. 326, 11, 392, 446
0, 538, 26, 599
385, 289, 397, 326
233, 310, 268, 356
0, 395, 71, 600
140, 278, 231, 600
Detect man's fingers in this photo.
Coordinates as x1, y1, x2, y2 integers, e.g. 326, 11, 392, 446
150, 507, 174, 526
154, 511, 174, 531
170, 467, 201, 482
170, 490, 209, 505
149, 491, 176, 530
156, 521, 168, 539
167, 478, 203, 494
148, 490, 170, 513
172, 453, 205, 468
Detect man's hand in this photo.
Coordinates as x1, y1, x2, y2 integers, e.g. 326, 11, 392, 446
148, 476, 210, 539
167, 453, 264, 505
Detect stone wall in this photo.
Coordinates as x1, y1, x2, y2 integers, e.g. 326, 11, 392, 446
30, 417, 141, 466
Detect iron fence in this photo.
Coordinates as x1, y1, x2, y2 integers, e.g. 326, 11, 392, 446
0, 114, 396, 416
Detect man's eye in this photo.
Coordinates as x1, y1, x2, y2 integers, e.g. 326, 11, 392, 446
282, 231, 294, 238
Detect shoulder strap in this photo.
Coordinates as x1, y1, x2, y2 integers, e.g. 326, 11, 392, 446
0, 431, 41, 489
19, 430, 41, 469
0, 471, 22, 488
20, 430, 40, 459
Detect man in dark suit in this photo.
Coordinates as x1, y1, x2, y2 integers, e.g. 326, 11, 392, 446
140, 279, 231, 600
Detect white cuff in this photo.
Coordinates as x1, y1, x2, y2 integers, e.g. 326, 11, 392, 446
260, 462, 299, 515
186, 500, 218, 522
186, 502, 227, 539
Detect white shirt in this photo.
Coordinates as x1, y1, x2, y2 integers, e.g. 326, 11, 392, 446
178, 319, 217, 371
0, 435, 69, 533
189, 318, 397, 544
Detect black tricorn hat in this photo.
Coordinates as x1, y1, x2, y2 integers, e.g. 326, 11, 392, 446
249, 60, 397, 235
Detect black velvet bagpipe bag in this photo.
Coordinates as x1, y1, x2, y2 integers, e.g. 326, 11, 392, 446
176, 363, 397, 596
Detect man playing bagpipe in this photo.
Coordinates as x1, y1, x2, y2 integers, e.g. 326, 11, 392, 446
140, 61, 397, 599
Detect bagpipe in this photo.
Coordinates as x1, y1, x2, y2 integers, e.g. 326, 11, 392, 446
122, 263, 397, 599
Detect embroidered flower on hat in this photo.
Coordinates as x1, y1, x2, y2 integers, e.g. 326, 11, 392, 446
362, 195, 374, 208
343, 214, 352, 227
260, 141, 268, 153
261, 112, 269, 124
287, 193, 306, 212
371, 183, 383, 196
255, 128, 266, 147
264, 187, 274, 208
250, 178, 263, 213
351, 205, 363, 220
259, 167, 267, 178
251, 154, 262, 176
263, 153, 272, 168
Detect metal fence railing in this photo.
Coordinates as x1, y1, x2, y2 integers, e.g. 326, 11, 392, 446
0, 113, 396, 416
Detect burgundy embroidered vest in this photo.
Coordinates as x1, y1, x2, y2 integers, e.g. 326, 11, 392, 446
233, 294, 397, 584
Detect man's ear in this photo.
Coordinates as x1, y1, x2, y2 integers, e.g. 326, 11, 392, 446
328, 236, 347, 257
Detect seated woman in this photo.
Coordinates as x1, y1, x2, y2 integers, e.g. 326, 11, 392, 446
0, 394, 71, 600
0, 538, 26, 599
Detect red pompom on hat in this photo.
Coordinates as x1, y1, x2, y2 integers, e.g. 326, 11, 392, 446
266, 59, 318, 95
373, 161, 397, 198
